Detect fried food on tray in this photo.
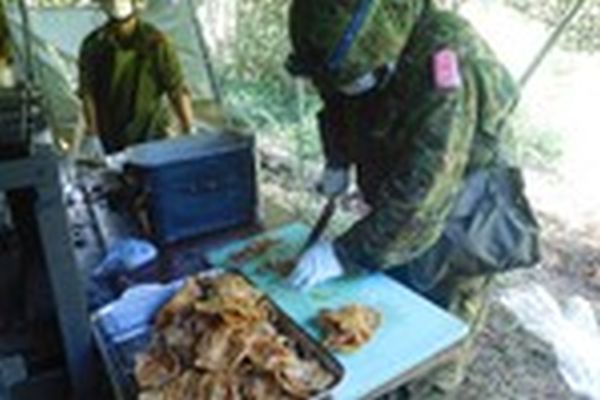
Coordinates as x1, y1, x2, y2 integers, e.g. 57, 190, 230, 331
319, 304, 381, 353
161, 370, 199, 400
227, 238, 281, 265
193, 324, 247, 372
275, 358, 337, 398
136, 272, 336, 400
240, 371, 297, 400
195, 371, 243, 400
134, 346, 181, 390
154, 279, 203, 329
138, 390, 164, 400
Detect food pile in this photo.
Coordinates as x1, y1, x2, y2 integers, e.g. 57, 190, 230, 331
319, 305, 382, 353
134, 273, 336, 400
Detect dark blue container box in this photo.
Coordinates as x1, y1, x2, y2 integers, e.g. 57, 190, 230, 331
127, 132, 257, 243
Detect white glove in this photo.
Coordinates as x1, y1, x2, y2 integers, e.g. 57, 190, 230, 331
316, 167, 350, 198
105, 150, 129, 173
93, 238, 158, 278
288, 241, 345, 290
78, 135, 105, 161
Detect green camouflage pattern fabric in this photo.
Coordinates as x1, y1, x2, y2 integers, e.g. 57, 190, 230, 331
393, 276, 492, 399
78, 20, 187, 153
289, 0, 424, 87
0, 0, 11, 61
316, 4, 519, 270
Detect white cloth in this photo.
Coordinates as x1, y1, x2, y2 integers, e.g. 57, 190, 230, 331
96, 281, 183, 343
288, 241, 344, 290
501, 284, 600, 399
316, 167, 350, 198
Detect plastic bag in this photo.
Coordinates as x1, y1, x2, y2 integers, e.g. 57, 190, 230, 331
96, 281, 183, 343
93, 238, 158, 278
500, 284, 600, 399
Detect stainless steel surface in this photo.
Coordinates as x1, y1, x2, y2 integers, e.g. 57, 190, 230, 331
0, 148, 94, 400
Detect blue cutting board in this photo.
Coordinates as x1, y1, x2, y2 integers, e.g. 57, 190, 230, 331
206, 222, 469, 400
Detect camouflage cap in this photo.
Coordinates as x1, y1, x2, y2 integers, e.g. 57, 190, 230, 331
288, 0, 424, 87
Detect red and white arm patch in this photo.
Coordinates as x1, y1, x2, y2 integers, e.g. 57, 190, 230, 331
433, 48, 462, 90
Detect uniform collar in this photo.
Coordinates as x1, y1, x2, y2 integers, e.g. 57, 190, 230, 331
104, 17, 144, 49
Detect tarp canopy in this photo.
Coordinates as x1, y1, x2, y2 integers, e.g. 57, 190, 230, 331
5, 0, 218, 146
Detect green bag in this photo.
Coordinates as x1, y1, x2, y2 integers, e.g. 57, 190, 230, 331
445, 166, 541, 275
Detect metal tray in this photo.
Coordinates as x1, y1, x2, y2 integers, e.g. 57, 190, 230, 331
93, 269, 344, 400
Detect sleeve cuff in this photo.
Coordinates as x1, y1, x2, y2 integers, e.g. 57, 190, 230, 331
333, 239, 379, 273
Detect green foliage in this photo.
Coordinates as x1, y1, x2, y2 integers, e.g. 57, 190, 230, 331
217, 0, 568, 182
218, 0, 324, 168
504, 0, 600, 52
510, 111, 564, 170
229, 0, 291, 82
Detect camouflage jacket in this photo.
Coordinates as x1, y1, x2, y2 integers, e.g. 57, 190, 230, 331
79, 20, 187, 153
321, 7, 519, 270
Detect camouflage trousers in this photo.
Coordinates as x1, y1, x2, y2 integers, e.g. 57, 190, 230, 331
385, 267, 492, 400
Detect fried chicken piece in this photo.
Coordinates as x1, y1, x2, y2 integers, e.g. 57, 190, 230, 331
195, 372, 243, 400
247, 332, 295, 371
211, 274, 263, 304
162, 370, 200, 400
319, 304, 381, 353
240, 371, 299, 400
275, 358, 335, 398
137, 390, 164, 400
194, 324, 248, 372
193, 275, 267, 328
154, 279, 203, 329
134, 346, 181, 390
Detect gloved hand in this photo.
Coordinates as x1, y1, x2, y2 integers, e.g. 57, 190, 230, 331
105, 150, 129, 173
316, 167, 350, 198
288, 241, 345, 290
93, 238, 158, 279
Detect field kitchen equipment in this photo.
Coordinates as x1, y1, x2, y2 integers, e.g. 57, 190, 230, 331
125, 130, 258, 244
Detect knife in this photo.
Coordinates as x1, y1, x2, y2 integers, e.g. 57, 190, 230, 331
299, 196, 337, 254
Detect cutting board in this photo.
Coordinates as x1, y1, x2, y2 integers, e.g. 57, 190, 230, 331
205, 222, 469, 400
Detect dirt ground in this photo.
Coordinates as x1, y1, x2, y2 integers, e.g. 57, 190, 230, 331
456, 208, 600, 400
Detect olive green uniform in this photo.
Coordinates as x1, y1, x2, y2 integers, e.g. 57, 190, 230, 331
0, 0, 12, 62
313, 5, 533, 397
78, 20, 188, 153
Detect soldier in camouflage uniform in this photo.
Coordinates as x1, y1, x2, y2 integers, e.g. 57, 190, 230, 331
286, 0, 540, 398
78, 0, 194, 154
